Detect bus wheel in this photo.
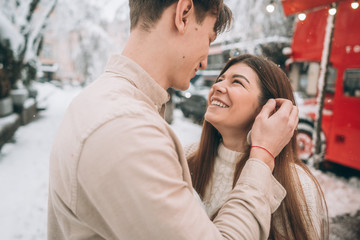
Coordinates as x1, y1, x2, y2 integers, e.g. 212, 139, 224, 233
296, 122, 326, 162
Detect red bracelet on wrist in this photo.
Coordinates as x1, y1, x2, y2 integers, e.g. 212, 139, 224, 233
251, 146, 275, 161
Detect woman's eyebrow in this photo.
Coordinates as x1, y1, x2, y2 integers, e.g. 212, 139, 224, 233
232, 74, 250, 84
218, 74, 225, 79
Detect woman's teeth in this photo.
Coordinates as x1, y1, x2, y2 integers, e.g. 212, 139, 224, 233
211, 100, 229, 108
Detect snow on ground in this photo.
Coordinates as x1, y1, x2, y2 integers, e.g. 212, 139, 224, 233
0, 83, 80, 239
0, 83, 359, 239
313, 168, 360, 218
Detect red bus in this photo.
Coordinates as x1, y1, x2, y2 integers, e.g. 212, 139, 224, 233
287, 0, 360, 171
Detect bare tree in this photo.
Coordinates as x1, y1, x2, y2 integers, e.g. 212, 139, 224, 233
0, 0, 57, 98
46, 0, 129, 86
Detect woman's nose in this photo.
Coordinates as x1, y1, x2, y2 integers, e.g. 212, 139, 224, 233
213, 82, 227, 93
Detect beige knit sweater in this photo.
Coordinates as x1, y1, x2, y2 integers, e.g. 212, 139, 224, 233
185, 142, 324, 239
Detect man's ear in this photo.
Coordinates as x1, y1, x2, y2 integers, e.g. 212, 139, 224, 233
174, 0, 193, 34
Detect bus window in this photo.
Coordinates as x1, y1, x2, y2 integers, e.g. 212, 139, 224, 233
344, 69, 360, 97
325, 66, 337, 94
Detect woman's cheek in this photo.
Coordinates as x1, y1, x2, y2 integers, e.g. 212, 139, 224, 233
208, 88, 214, 104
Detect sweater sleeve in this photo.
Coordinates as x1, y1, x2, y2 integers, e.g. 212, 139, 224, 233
213, 158, 287, 240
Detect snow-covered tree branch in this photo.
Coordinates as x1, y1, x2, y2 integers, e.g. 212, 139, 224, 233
0, 0, 57, 98
44, 0, 129, 85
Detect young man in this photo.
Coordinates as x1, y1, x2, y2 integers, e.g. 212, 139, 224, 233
48, 0, 298, 239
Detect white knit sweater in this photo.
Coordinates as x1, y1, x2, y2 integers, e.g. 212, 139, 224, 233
185, 142, 324, 238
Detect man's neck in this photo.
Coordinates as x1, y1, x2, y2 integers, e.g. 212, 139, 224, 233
122, 28, 171, 90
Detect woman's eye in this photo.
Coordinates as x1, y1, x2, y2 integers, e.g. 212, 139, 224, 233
234, 80, 244, 86
216, 79, 223, 83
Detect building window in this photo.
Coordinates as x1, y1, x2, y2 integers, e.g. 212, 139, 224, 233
344, 69, 360, 97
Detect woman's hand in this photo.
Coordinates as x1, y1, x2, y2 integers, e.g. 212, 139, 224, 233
250, 98, 298, 171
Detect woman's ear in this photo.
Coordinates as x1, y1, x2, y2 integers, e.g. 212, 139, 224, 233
174, 0, 193, 34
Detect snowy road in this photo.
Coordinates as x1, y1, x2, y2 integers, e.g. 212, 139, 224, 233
0, 83, 359, 239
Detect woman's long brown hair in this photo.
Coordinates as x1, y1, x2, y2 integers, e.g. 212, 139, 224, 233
188, 54, 329, 240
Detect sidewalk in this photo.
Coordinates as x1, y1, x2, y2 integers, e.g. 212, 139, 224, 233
0, 84, 80, 239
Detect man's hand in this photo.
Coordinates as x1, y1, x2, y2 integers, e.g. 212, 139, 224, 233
250, 99, 299, 170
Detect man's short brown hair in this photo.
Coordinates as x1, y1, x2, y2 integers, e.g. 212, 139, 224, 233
129, 0, 232, 35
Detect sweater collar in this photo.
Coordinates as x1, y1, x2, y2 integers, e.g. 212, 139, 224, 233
217, 143, 243, 165
104, 54, 169, 114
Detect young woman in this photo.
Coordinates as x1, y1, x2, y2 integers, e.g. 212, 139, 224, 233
186, 54, 328, 240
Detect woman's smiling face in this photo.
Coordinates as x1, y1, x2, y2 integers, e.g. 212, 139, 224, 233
205, 62, 262, 133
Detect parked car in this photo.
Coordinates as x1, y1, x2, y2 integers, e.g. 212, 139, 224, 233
179, 94, 208, 121
173, 82, 196, 108
176, 76, 213, 122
